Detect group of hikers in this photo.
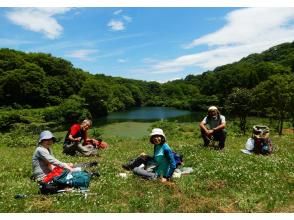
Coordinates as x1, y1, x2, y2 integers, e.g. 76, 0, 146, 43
31, 105, 271, 193
32, 119, 107, 193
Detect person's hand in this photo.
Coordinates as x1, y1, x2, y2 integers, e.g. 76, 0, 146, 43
67, 163, 74, 168
160, 177, 167, 183
49, 164, 56, 171
74, 137, 82, 142
64, 164, 73, 171
207, 129, 214, 136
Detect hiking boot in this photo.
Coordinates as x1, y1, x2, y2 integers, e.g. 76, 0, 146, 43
63, 150, 76, 156
90, 172, 100, 178
89, 161, 98, 167
122, 163, 132, 170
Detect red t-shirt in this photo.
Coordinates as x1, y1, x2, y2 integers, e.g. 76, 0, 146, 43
68, 123, 87, 143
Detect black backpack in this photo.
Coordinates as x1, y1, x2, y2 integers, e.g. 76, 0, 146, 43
39, 182, 64, 195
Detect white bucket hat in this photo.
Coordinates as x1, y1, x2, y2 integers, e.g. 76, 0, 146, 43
38, 130, 56, 143
149, 128, 166, 139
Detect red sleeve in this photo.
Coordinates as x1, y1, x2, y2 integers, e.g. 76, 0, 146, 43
70, 124, 81, 136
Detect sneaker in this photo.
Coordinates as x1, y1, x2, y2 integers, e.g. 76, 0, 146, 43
89, 161, 98, 167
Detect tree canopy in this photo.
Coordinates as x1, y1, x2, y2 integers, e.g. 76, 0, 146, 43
1, 41, 294, 132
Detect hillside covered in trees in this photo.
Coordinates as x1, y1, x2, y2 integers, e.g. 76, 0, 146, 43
1, 42, 294, 133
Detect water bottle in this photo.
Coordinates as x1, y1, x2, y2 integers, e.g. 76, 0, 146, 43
262, 144, 269, 154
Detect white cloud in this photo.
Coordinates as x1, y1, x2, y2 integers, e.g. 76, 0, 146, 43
152, 41, 290, 74
185, 8, 294, 48
113, 9, 123, 15
0, 38, 33, 46
142, 58, 157, 64
123, 15, 132, 22
117, 58, 127, 63
5, 8, 71, 39
107, 19, 125, 31
151, 8, 294, 74
65, 49, 98, 61
107, 12, 132, 32
158, 77, 182, 83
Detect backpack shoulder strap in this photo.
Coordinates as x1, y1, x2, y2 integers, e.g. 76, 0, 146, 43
217, 115, 222, 126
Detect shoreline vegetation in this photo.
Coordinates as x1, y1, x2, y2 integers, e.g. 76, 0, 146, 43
0, 113, 293, 212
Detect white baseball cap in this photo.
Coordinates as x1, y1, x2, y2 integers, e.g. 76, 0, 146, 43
38, 130, 56, 143
208, 106, 218, 111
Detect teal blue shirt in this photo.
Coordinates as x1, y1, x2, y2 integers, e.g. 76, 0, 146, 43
153, 143, 176, 178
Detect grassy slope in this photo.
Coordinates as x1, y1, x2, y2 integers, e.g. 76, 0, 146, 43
0, 121, 293, 213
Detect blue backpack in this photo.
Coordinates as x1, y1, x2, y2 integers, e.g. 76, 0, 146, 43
53, 170, 91, 189
173, 152, 183, 167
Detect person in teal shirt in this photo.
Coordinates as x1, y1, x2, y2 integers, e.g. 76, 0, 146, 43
133, 128, 176, 182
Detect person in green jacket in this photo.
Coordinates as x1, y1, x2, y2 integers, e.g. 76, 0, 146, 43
133, 128, 176, 182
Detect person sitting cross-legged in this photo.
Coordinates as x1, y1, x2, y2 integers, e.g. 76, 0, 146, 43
32, 130, 74, 183
132, 128, 177, 183
32, 130, 100, 194
63, 119, 98, 156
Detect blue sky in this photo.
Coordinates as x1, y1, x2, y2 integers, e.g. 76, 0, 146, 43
1, 6, 294, 82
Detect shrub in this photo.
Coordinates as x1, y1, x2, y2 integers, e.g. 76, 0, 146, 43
0, 113, 31, 132
151, 120, 181, 137
0, 128, 36, 148
43, 95, 91, 124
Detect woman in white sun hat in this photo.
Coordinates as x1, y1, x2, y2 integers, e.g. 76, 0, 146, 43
133, 128, 177, 182
32, 130, 74, 182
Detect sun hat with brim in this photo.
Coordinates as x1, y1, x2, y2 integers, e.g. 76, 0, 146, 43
38, 130, 56, 143
149, 128, 166, 139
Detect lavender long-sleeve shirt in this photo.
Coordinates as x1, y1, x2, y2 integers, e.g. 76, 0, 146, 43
32, 145, 67, 181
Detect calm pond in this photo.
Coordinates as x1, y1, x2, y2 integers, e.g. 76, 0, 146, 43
95, 107, 204, 138
98, 106, 203, 124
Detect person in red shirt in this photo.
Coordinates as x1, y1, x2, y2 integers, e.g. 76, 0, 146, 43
63, 119, 98, 156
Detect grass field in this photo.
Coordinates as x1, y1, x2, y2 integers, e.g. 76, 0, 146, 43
0, 120, 293, 213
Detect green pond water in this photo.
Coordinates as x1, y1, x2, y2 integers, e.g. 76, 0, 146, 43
95, 107, 202, 138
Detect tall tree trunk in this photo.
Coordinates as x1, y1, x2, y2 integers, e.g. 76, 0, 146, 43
240, 116, 246, 135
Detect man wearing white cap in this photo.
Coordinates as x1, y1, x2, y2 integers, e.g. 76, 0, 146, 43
199, 106, 227, 149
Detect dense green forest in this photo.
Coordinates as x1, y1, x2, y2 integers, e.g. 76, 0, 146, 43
1, 42, 294, 133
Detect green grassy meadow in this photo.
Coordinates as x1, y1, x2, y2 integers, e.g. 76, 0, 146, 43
0, 120, 293, 213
